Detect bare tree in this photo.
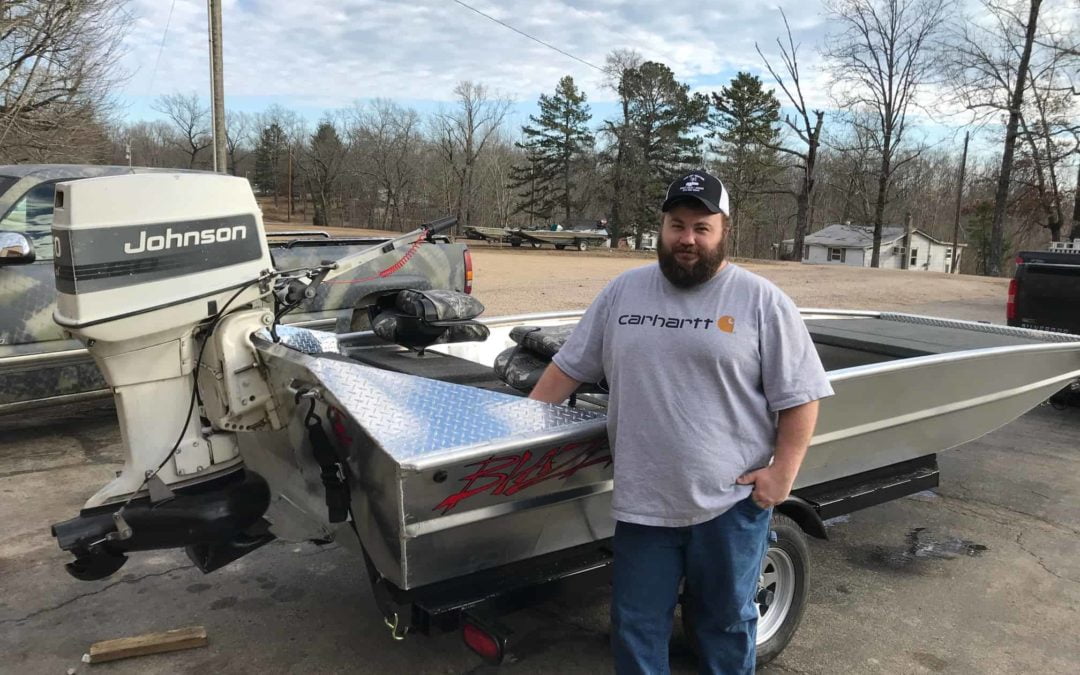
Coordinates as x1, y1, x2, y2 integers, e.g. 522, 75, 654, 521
602, 49, 644, 244
756, 9, 825, 260
946, 0, 1080, 268
434, 81, 512, 231
946, 0, 1046, 273
0, 0, 129, 162
825, 0, 951, 267
153, 92, 211, 169
350, 100, 424, 229
224, 110, 254, 177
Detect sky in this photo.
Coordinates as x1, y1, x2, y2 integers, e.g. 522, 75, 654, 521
117, 1, 838, 128
112, 0, 1065, 153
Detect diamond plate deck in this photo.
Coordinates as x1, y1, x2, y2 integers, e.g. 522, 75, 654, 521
305, 357, 604, 463
257, 325, 341, 354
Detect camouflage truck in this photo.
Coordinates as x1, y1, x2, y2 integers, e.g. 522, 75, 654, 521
0, 165, 471, 414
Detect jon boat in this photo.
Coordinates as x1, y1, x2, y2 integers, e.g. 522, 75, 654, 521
511, 229, 609, 250
239, 308, 1080, 591
463, 226, 510, 242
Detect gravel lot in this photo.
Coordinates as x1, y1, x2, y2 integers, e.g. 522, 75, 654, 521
467, 247, 1009, 320
2, 248, 1073, 675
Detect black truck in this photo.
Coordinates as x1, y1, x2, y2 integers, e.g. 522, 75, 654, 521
1008, 241, 1080, 406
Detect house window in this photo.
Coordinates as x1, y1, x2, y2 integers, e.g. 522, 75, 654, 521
893, 246, 904, 256
829, 247, 846, 263
945, 248, 953, 259
909, 248, 918, 266
802, 245, 809, 260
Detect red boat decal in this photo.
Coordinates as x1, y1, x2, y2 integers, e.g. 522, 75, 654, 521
434, 438, 611, 514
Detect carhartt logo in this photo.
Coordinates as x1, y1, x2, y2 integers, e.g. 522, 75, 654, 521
617, 312, 736, 333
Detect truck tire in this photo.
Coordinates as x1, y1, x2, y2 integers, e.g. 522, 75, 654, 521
510, 239, 522, 247
682, 513, 810, 666
576, 240, 588, 251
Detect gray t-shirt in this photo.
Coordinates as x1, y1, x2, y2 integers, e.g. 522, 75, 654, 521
553, 263, 834, 527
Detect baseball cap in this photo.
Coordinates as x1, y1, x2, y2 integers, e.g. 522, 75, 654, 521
661, 170, 729, 216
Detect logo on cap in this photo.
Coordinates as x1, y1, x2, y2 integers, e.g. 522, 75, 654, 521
681, 174, 705, 193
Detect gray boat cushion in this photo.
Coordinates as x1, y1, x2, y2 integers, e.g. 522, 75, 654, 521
496, 324, 607, 394
508, 324, 577, 358
395, 289, 485, 323
372, 313, 489, 348
371, 289, 489, 350
494, 346, 550, 391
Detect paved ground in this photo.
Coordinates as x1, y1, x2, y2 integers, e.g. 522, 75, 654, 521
1, 256, 1075, 674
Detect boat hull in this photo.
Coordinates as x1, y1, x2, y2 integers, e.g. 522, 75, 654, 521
251, 311, 1080, 589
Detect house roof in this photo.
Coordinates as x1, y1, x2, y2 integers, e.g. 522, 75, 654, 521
803, 224, 905, 248
790, 224, 967, 248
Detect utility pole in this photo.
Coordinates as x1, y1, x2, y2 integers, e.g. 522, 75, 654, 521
902, 212, 913, 270
207, 0, 227, 173
950, 132, 970, 274
287, 147, 293, 222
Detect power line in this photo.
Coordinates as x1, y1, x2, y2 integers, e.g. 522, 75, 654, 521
449, 0, 604, 72
147, 0, 179, 95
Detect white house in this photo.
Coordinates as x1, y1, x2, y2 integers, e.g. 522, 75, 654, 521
779, 224, 966, 272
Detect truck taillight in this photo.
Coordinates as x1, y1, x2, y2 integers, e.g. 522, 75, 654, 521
463, 249, 473, 294
1006, 279, 1017, 320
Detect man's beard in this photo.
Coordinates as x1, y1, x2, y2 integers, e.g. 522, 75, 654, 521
657, 236, 726, 288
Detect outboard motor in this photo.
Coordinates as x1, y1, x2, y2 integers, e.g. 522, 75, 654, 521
49, 173, 280, 579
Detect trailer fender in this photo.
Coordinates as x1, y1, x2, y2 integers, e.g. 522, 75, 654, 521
776, 497, 827, 540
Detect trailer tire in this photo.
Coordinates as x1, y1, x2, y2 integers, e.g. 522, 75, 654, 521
531, 241, 542, 249
510, 239, 522, 247
682, 513, 809, 667
576, 240, 588, 251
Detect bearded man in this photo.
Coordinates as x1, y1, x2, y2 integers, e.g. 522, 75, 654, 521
529, 170, 834, 674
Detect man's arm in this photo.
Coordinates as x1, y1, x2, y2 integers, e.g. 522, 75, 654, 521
736, 400, 819, 508
528, 363, 583, 405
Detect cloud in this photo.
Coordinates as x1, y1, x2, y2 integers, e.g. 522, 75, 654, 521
118, 0, 834, 113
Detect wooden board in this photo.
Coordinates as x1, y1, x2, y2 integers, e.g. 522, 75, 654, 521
87, 626, 207, 664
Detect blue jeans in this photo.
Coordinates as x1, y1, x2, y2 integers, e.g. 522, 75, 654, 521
611, 498, 772, 675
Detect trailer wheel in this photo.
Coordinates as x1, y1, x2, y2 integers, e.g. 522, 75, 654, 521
682, 513, 809, 666
531, 241, 542, 249
510, 238, 522, 247
576, 240, 588, 251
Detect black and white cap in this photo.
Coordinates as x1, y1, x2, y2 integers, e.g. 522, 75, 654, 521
661, 170, 729, 216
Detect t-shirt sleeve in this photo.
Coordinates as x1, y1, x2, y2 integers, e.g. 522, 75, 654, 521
760, 292, 834, 412
551, 281, 615, 384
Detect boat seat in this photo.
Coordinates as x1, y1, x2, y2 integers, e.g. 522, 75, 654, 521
494, 324, 607, 394
370, 289, 489, 351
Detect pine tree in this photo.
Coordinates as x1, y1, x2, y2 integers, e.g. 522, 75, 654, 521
253, 123, 286, 205
710, 72, 781, 257
510, 76, 594, 225
619, 62, 709, 242
306, 121, 346, 227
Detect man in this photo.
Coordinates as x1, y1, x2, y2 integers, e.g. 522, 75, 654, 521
529, 170, 833, 674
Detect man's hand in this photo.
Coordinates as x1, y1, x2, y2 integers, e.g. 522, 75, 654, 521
738, 400, 820, 509
736, 465, 797, 509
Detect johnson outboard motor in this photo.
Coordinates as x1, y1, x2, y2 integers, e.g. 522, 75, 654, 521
49, 173, 280, 580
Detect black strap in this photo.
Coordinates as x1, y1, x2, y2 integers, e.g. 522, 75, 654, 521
301, 395, 351, 523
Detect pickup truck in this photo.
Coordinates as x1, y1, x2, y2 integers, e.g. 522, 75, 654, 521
1008, 240, 1080, 406
0, 164, 471, 414
1008, 240, 1080, 336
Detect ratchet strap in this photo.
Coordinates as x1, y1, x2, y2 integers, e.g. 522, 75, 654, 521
301, 395, 351, 523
